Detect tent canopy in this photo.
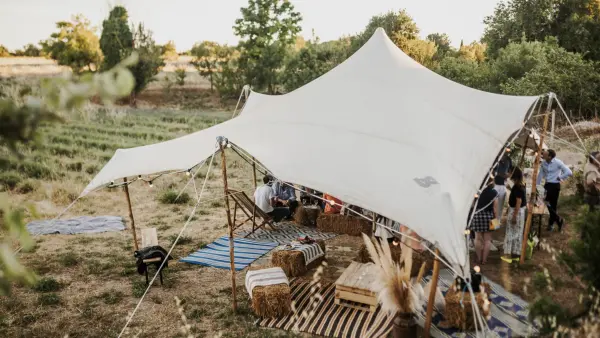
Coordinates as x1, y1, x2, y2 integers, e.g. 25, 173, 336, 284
81, 28, 540, 273
512, 128, 548, 150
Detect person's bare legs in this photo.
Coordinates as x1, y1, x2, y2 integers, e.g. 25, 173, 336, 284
482, 232, 492, 264
474, 232, 484, 264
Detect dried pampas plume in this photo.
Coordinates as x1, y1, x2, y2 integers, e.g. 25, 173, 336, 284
362, 234, 415, 315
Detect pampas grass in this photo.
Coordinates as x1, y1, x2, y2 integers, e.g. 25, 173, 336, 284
362, 233, 415, 315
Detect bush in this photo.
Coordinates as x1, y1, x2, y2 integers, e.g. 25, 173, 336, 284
58, 252, 79, 267
85, 164, 98, 175
131, 280, 146, 298
175, 67, 187, 86
528, 296, 570, 334
38, 293, 61, 306
16, 179, 38, 194
158, 190, 190, 204
33, 277, 61, 292
0, 172, 21, 190
20, 161, 53, 179
66, 161, 83, 172
100, 289, 124, 304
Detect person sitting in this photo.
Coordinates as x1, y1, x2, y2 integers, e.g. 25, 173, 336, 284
584, 151, 600, 211
272, 180, 299, 217
254, 175, 290, 222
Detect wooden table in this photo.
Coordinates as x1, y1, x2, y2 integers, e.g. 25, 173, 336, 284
334, 261, 378, 312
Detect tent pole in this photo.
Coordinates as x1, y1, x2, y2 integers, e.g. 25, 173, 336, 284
550, 109, 555, 148
520, 112, 550, 264
423, 248, 440, 338
252, 157, 257, 230
219, 142, 237, 312
123, 177, 139, 251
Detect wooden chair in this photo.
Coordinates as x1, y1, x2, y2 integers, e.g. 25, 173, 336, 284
227, 188, 274, 236
138, 228, 165, 285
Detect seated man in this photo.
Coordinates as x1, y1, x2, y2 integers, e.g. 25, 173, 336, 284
254, 175, 290, 222
272, 180, 299, 217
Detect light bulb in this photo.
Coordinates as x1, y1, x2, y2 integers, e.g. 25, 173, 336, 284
474, 193, 479, 198
329, 200, 335, 206
138, 175, 142, 179
464, 229, 470, 235
474, 265, 481, 273
149, 181, 153, 188
226, 143, 232, 148
186, 170, 191, 177
110, 180, 114, 186
505, 148, 511, 153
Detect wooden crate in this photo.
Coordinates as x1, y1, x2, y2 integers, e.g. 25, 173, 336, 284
334, 261, 378, 312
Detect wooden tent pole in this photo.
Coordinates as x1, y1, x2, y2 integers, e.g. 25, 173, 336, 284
123, 177, 139, 251
251, 157, 257, 230
219, 141, 237, 312
423, 248, 440, 338
520, 112, 550, 264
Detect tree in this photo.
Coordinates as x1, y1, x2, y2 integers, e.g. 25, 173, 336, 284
489, 39, 549, 85
436, 57, 495, 91
100, 6, 133, 70
426, 33, 453, 60
129, 23, 165, 99
351, 10, 419, 54
0, 45, 9, 57
21, 44, 42, 57
161, 40, 178, 60
191, 41, 231, 91
213, 49, 245, 99
41, 15, 102, 73
403, 39, 438, 68
233, 0, 302, 93
282, 37, 341, 92
458, 41, 487, 62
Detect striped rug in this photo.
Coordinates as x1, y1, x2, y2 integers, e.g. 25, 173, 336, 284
238, 222, 337, 245
179, 236, 278, 271
257, 281, 392, 338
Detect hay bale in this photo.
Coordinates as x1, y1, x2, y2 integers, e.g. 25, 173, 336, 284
316, 214, 372, 236
247, 266, 291, 318
272, 240, 326, 277
411, 250, 434, 278
294, 205, 320, 226
443, 285, 490, 331
356, 242, 403, 264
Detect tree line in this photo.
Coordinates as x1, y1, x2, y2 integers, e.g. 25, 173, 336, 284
2, 0, 600, 119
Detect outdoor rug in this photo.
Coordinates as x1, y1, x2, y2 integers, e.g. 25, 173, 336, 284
414, 269, 539, 337
237, 222, 337, 245
26, 216, 125, 235
257, 281, 392, 338
180, 236, 278, 271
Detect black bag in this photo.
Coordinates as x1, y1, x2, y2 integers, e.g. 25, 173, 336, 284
134, 246, 173, 275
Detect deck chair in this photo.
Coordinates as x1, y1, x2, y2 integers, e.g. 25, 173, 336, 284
227, 188, 274, 236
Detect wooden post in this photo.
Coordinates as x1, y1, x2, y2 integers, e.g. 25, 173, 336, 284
219, 141, 237, 312
251, 157, 257, 231
520, 112, 550, 264
517, 133, 530, 170
123, 178, 139, 251
372, 213, 377, 235
423, 249, 440, 338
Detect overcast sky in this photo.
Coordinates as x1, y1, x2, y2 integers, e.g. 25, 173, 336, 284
0, 0, 501, 51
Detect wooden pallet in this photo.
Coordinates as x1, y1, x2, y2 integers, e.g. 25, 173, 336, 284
334, 261, 377, 312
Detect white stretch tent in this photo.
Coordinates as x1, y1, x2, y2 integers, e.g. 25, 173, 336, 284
81, 28, 539, 273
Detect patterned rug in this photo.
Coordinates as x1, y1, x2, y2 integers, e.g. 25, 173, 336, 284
237, 222, 337, 245
180, 236, 278, 271
414, 269, 538, 337
257, 281, 392, 338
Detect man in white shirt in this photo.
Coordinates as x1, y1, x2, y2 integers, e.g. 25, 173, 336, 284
537, 149, 573, 231
254, 175, 290, 222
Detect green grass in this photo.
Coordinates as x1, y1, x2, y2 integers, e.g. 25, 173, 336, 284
158, 190, 191, 204
33, 277, 61, 292
38, 293, 61, 306
0, 171, 21, 190
99, 289, 125, 305
58, 252, 79, 267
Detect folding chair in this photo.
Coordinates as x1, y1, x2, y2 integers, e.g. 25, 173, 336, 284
227, 188, 274, 236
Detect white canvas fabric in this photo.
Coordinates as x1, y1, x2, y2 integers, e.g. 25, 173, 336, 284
81, 28, 539, 273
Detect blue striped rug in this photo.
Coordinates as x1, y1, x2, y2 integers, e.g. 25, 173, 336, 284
180, 236, 278, 271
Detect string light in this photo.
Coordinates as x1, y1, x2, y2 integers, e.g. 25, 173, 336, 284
474, 265, 481, 273
464, 229, 470, 235
329, 199, 335, 206
226, 143, 232, 148
474, 193, 479, 198
110, 180, 114, 186
186, 169, 191, 177
148, 181, 153, 188
138, 175, 142, 179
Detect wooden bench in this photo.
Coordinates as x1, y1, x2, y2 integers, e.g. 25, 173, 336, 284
334, 261, 378, 312
228, 188, 274, 236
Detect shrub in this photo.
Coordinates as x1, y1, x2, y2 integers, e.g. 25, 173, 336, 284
85, 165, 98, 175
58, 252, 79, 267
175, 67, 187, 86
33, 277, 61, 292
20, 161, 53, 179
158, 190, 190, 204
131, 280, 147, 298
528, 296, 570, 335
0, 172, 21, 190
16, 179, 38, 194
39, 293, 61, 306
51, 188, 79, 205
100, 289, 124, 305
169, 235, 193, 246
66, 161, 83, 172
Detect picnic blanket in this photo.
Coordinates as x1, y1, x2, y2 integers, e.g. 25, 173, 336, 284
180, 237, 278, 271
238, 222, 337, 245
26, 216, 125, 235
245, 267, 289, 298
275, 242, 325, 265
257, 281, 392, 338
415, 269, 538, 337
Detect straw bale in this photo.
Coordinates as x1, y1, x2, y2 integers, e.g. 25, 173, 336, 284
316, 214, 372, 236
271, 240, 326, 277
294, 205, 320, 226
443, 285, 491, 331
247, 265, 291, 318
356, 242, 403, 264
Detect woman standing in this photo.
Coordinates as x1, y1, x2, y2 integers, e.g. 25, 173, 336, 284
471, 178, 498, 265
503, 167, 527, 262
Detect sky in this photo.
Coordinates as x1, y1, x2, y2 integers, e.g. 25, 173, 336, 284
0, 0, 501, 52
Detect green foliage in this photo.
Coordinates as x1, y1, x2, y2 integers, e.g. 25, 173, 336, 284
191, 41, 235, 91
0, 172, 21, 190
174, 67, 187, 86
351, 10, 419, 54
100, 289, 124, 304
426, 33, 454, 60
58, 252, 79, 267
158, 190, 191, 204
33, 277, 61, 292
100, 6, 133, 70
16, 179, 38, 194
563, 209, 600, 290
161, 40, 178, 60
213, 52, 245, 98
21, 44, 43, 57
131, 280, 147, 297
38, 293, 61, 306
40, 15, 103, 73
458, 41, 487, 63
436, 57, 495, 91
233, 0, 302, 93
129, 23, 165, 96
528, 296, 571, 334
0, 45, 9, 57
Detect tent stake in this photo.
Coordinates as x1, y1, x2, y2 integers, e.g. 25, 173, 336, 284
219, 142, 237, 312
123, 177, 139, 251
520, 112, 550, 264
423, 248, 440, 338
